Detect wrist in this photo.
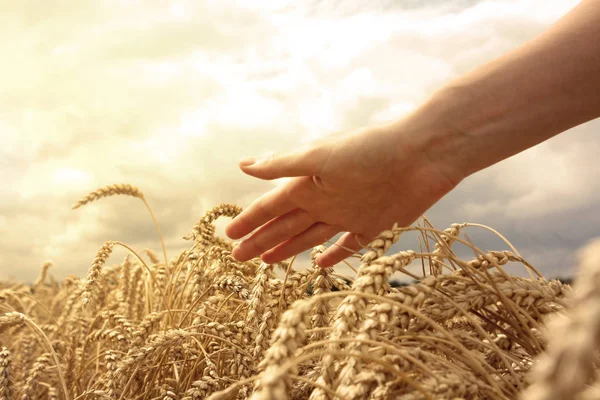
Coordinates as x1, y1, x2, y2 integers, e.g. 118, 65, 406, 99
389, 85, 478, 186
423, 84, 483, 179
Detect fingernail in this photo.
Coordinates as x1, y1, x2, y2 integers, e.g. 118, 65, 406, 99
239, 157, 256, 167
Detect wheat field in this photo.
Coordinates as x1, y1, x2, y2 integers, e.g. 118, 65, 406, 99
1, 183, 598, 400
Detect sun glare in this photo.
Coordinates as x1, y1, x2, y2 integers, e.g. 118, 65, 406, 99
169, 2, 187, 19
179, 110, 208, 138
53, 167, 91, 185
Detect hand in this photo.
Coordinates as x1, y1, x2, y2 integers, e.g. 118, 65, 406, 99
225, 117, 464, 268
227, 0, 600, 268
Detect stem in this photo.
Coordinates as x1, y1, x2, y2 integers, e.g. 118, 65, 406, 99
279, 255, 296, 313
141, 197, 168, 268
114, 241, 174, 323
23, 317, 70, 400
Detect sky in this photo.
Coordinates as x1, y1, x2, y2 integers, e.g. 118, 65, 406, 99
1, 0, 597, 283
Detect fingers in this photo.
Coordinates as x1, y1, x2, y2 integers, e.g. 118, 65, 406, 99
261, 222, 340, 264
239, 146, 330, 180
225, 187, 295, 240
315, 232, 370, 268
231, 209, 315, 262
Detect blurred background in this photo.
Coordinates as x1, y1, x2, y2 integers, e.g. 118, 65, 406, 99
1, 0, 597, 283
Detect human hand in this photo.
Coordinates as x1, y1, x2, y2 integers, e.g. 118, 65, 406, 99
227, 0, 600, 268
225, 117, 464, 268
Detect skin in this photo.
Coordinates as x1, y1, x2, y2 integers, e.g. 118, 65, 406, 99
226, 0, 600, 268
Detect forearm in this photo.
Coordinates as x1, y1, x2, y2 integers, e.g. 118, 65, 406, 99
419, 0, 600, 179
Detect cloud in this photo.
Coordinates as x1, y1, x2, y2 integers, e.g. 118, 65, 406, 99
1, 0, 595, 282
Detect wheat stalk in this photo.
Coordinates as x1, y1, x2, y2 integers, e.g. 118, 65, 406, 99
1, 191, 587, 399
72, 183, 168, 267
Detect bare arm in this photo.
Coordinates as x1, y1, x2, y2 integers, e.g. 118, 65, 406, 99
420, 0, 600, 180
227, 0, 600, 267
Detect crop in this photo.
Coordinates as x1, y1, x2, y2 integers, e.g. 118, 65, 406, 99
0, 183, 597, 400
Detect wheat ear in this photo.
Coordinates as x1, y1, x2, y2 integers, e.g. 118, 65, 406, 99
72, 183, 168, 267
0, 347, 13, 400
521, 238, 600, 400
81, 241, 116, 308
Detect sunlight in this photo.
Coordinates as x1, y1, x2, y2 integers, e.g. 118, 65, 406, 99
299, 91, 339, 141
372, 102, 416, 124
141, 62, 180, 85
53, 167, 91, 185
169, 2, 187, 19
179, 109, 208, 138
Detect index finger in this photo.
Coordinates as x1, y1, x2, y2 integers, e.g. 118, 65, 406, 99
225, 186, 296, 240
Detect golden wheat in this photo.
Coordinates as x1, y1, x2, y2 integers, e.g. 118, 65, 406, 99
1, 184, 598, 400
73, 183, 168, 267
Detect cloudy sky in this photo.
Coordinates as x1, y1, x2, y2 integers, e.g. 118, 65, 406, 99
1, 0, 597, 283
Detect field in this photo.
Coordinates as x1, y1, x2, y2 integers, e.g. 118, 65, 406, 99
1, 183, 598, 400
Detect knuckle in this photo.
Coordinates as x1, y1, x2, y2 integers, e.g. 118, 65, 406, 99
284, 178, 312, 205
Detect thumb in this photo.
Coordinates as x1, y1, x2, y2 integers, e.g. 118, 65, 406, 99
239, 146, 329, 180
